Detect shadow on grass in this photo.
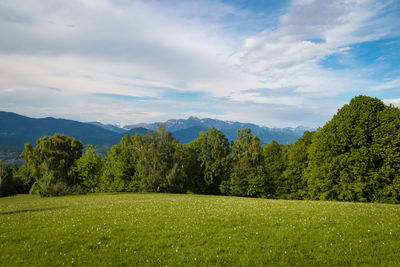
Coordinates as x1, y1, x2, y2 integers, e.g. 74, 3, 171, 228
0, 206, 68, 215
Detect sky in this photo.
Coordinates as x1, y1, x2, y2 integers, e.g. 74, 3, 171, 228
0, 0, 399, 128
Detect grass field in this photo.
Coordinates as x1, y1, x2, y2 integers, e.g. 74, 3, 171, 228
1, 193, 399, 266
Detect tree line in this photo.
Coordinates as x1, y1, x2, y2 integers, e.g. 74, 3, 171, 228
1, 96, 399, 203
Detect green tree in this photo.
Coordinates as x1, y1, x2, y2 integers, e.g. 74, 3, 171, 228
371, 105, 400, 203
305, 95, 400, 203
227, 129, 268, 197
99, 134, 142, 192
263, 140, 287, 198
136, 125, 187, 193
280, 131, 313, 199
20, 134, 83, 196
76, 145, 104, 191
187, 128, 231, 194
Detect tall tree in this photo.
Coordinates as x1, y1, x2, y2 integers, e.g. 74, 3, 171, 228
227, 129, 268, 197
280, 131, 313, 199
263, 140, 287, 198
76, 145, 104, 191
99, 134, 142, 192
136, 124, 187, 193
187, 128, 231, 194
306, 95, 400, 203
371, 105, 400, 203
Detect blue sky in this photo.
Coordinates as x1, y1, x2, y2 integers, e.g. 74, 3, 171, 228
0, 0, 399, 127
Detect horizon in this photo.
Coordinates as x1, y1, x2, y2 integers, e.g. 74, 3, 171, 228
0, 109, 314, 130
91, 115, 316, 130
1, 0, 399, 127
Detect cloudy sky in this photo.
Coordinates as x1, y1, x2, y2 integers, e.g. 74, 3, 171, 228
0, 0, 399, 127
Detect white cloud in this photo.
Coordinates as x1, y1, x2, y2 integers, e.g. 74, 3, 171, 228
0, 54, 180, 98
218, 0, 399, 112
383, 98, 400, 107
367, 77, 400, 91
0, 0, 399, 126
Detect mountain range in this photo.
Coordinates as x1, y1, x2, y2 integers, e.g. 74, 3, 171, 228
125, 116, 310, 133
0, 111, 313, 151
124, 116, 313, 144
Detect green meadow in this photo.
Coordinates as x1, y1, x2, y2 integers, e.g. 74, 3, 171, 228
1, 193, 399, 266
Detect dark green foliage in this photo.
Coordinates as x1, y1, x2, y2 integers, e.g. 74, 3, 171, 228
371, 105, 400, 203
262, 132, 314, 200
76, 145, 104, 191
0, 161, 15, 196
306, 96, 400, 203
20, 134, 83, 196
280, 131, 313, 199
263, 140, 287, 198
226, 129, 268, 197
186, 128, 231, 194
12, 163, 34, 194
0, 162, 32, 196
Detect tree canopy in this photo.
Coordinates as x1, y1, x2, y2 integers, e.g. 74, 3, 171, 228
21, 134, 83, 196
306, 96, 400, 203
3, 95, 399, 204
187, 127, 231, 194
227, 129, 268, 197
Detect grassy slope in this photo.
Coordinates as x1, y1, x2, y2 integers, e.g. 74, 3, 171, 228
0, 193, 399, 266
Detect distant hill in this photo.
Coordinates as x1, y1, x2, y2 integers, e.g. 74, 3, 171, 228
0, 111, 158, 151
0, 133, 33, 148
0, 111, 121, 148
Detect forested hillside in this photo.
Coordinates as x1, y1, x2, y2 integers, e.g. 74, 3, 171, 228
1, 96, 399, 203
0, 111, 119, 147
